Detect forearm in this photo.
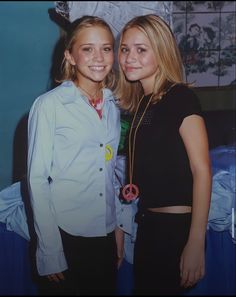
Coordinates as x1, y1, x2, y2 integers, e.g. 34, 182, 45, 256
188, 166, 212, 244
115, 226, 124, 268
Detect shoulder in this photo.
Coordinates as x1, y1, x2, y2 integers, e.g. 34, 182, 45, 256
104, 88, 120, 112
30, 81, 77, 111
169, 83, 198, 100
167, 83, 201, 109
165, 84, 202, 122
104, 88, 116, 102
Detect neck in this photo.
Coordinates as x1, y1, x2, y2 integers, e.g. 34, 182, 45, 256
77, 83, 102, 101
141, 78, 155, 96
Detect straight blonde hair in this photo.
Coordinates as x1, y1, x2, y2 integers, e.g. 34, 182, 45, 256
57, 15, 116, 89
115, 14, 187, 112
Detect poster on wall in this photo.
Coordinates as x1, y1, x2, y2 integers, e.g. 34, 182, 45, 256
55, 1, 236, 86
55, 1, 173, 38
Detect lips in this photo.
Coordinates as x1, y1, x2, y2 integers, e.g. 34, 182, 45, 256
89, 66, 106, 71
124, 66, 141, 72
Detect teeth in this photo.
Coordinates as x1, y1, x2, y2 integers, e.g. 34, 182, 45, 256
89, 66, 105, 71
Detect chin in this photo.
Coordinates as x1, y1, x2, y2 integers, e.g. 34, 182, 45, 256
87, 75, 107, 82
125, 74, 140, 82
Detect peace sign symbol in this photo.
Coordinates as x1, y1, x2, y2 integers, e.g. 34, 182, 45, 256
122, 184, 139, 201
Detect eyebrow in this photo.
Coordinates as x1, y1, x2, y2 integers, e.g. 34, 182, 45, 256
120, 43, 147, 46
80, 43, 113, 46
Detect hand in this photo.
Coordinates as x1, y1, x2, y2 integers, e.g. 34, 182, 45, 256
115, 227, 124, 269
180, 240, 205, 288
47, 272, 65, 283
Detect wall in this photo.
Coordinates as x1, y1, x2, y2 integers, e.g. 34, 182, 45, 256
58, 1, 235, 86
173, 1, 236, 86
0, 1, 235, 190
0, 2, 60, 189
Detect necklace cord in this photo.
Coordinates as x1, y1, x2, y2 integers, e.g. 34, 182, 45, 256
128, 94, 154, 185
128, 83, 177, 185
78, 85, 102, 102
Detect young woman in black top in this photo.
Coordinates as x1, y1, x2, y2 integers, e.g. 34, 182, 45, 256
115, 14, 212, 296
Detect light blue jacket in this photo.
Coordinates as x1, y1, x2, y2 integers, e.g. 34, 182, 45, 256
27, 80, 122, 275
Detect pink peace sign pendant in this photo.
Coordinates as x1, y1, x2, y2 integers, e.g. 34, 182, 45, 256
122, 184, 139, 201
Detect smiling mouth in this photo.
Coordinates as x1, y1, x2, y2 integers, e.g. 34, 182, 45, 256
89, 66, 106, 71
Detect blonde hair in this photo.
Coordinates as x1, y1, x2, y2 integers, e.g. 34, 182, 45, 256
115, 14, 186, 112
57, 15, 116, 89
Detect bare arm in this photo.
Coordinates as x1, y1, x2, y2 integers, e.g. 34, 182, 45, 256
115, 226, 125, 269
179, 114, 212, 288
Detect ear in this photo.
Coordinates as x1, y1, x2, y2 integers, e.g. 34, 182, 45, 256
64, 50, 76, 66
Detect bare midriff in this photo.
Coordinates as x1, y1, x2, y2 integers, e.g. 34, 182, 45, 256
147, 206, 192, 213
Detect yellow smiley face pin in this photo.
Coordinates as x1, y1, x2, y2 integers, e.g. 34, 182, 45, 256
105, 144, 113, 161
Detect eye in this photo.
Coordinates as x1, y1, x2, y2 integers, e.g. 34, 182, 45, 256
82, 47, 93, 52
103, 47, 112, 52
120, 47, 129, 53
137, 47, 146, 53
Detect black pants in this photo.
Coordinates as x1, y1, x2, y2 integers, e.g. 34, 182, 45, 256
38, 229, 117, 296
134, 210, 192, 296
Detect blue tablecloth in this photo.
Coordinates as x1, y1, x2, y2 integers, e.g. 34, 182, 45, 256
0, 222, 38, 295
0, 145, 235, 295
117, 145, 236, 295
116, 227, 236, 296
185, 228, 236, 296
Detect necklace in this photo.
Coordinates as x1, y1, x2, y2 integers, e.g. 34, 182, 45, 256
78, 84, 101, 101
122, 93, 154, 201
79, 84, 103, 119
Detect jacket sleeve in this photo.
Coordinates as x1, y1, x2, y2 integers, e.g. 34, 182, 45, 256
27, 96, 67, 275
114, 155, 134, 235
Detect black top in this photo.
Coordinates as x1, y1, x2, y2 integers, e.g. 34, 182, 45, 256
131, 84, 203, 208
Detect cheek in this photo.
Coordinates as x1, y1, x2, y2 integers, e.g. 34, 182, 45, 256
143, 55, 158, 71
107, 53, 114, 64
142, 55, 155, 65
74, 52, 90, 65
118, 54, 126, 66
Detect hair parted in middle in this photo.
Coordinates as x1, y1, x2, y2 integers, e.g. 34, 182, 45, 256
115, 14, 187, 112
58, 15, 116, 89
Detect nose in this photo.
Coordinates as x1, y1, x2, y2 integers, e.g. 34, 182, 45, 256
93, 49, 104, 62
125, 49, 136, 63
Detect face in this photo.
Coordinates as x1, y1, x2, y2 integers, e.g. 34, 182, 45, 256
65, 26, 114, 84
119, 27, 158, 93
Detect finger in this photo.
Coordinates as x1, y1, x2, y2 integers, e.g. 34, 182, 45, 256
57, 272, 65, 281
51, 274, 60, 283
200, 265, 205, 280
117, 255, 124, 269
47, 273, 63, 283
180, 269, 189, 287
47, 274, 57, 282
193, 267, 204, 284
185, 281, 194, 288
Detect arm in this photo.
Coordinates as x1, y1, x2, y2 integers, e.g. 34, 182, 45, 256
28, 97, 67, 277
114, 155, 134, 268
179, 114, 212, 288
115, 226, 124, 269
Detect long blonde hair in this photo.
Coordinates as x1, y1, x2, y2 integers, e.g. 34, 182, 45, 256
57, 15, 116, 89
115, 14, 186, 112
